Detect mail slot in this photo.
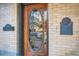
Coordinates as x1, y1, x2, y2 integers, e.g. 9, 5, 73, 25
60, 17, 73, 35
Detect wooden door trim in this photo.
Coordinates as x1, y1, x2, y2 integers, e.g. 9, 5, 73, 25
23, 3, 47, 6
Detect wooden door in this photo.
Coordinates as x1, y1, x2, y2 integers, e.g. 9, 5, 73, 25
24, 4, 48, 56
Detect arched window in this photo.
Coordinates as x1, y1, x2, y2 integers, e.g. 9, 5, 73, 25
60, 17, 73, 35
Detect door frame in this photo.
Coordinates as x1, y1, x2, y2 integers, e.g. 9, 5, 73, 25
18, 3, 24, 56
18, 3, 49, 56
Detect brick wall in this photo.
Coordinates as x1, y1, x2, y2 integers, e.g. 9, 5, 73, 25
48, 3, 79, 56
0, 3, 18, 56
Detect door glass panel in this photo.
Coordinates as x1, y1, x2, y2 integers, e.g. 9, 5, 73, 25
28, 9, 48, 55
29, 10, 43, 52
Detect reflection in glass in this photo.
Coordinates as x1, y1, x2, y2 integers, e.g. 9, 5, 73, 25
28, 9, 48, 55
29, 10, 43, 52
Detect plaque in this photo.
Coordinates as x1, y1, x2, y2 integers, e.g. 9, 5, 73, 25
60, 17, 73, 35
3, 24, 14, 31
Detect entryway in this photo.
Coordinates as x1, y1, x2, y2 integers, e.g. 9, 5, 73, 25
23, 3, 48, 56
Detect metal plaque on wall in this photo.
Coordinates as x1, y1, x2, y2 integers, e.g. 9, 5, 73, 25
60, 17, 73, 35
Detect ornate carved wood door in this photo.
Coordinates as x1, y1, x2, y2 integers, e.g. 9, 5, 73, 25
24, 4, 48, 56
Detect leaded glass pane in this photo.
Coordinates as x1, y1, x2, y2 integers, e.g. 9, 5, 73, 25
29, 10, 43, 52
